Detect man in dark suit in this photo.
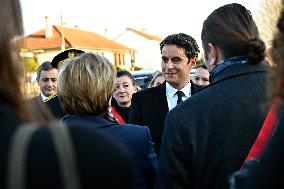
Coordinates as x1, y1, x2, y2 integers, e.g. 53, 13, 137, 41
156, 3, 270, 189
128, 33, 200, 155
44, 49, 85, 119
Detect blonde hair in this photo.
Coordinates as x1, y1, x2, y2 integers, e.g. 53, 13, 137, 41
57, 53, 116, 116
149, 71, 163, 88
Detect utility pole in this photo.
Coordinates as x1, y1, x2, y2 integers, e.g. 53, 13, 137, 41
60, 12, 65, 51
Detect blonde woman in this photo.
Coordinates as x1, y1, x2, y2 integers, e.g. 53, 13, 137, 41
148, 71, 165, 88
58, 53, 158, 189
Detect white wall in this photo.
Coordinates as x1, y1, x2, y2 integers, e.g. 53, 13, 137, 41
36, 50, 61, 64
115, 31, 161, 70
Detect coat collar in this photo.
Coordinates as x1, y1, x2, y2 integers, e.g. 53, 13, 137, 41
63, 114, 117, 129
211, 62, 268, 84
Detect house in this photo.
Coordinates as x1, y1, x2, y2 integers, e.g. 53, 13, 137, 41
114, 27, 163, 71
17, 18, 134, 70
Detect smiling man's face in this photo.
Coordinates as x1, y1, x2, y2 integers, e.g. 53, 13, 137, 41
161, 44, 195, 90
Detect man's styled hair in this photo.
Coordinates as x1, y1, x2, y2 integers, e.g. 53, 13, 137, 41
36, 61, 55, 82
57, 53, 116, 116
201, 3, 266, 64
160, 33, 200, 60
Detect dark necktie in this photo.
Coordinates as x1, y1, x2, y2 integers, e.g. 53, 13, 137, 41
176, 91, 184, 105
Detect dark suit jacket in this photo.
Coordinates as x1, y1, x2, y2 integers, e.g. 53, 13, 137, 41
29, 95, 42, 104
28, 95, 66, 119
63, 115, 158, 189
44, 95, 66, 119
129, 81, 199, 155
156, 63, 269, 189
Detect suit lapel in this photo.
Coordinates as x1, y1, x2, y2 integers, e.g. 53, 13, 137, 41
152, 82, 169, 120
37, 95, 43, 102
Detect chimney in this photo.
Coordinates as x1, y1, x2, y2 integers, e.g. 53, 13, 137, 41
104, 28, 108, 38
45, 16, 53, 38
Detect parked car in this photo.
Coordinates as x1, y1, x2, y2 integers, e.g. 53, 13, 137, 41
131, 70, 155, 90
190, 69, 196, 80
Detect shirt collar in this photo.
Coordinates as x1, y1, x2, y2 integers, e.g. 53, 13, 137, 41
166, 82, 191, 98
40, 93, 48, 101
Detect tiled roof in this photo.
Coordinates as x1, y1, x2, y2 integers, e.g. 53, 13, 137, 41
115, 28, 163, 42
18, 26, 132, 52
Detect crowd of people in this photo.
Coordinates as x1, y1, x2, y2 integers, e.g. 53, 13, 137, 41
1, 0, 284, 188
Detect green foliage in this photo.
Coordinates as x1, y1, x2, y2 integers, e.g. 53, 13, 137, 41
24, 57, 38, 73
116, 65, 125, 71
133, 66, 143, 71
116, 65, 142, 71
196, 58, 204, 65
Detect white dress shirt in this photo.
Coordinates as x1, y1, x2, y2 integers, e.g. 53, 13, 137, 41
166, 82, 191, 111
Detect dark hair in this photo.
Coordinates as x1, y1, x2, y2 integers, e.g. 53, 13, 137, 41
36, 61, 55, 82
201, 3, 266, 64
270, 3, 284, 102
160, 33, 200, 60
194, 63, 207, 70
117, 70, 135, 85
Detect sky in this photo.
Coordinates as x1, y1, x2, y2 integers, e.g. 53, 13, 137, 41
19, 0, 265, 47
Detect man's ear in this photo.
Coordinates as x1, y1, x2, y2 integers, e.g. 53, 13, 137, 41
188, 58, 197, 69
207, 43, 219, 67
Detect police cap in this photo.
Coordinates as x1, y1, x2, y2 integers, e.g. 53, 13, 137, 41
51, 49, 85, 69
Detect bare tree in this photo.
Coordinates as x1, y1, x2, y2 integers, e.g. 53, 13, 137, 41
255, 0, 282, 48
